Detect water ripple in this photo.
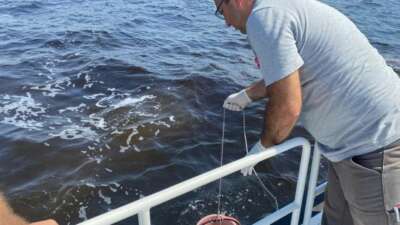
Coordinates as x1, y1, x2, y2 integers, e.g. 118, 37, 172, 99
0, 0, 399, 224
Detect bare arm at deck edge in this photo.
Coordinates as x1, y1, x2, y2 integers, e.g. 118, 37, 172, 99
260, 70, 302, 147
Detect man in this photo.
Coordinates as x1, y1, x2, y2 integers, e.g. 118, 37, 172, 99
212, 0, 400, 224
0, 193, 58, 225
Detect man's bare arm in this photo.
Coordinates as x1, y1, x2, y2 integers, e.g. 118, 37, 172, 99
260, 70, 302, 147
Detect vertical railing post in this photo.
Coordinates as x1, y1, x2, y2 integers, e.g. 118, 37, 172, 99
138, 210, 151, 225
302, 145, 321, 225
290, 141, 311, 225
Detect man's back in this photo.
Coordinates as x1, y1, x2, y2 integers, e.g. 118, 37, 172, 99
247, 0, 400, 161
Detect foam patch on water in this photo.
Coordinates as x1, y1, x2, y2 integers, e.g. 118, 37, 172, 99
29, 77, 72, 97
119, 145, 130, 153
126, 127, 139, 145
83, 113, 108, 130
94, 89, 131, 108
136, 111, 157, 117
85, 183, 96, 188
49, 125, 98, 141
98, 190, 112, 205
78, 205, 88, 220
83, 74, 93, 89
58, 103, 87, 113
83, 93, 106, 100
151, 120, 171, 128
95, 94, 116, 108
0, 93, 47, 130
112, 95, 156, 109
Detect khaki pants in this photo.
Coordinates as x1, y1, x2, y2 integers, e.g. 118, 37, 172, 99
322, 140, 400, 225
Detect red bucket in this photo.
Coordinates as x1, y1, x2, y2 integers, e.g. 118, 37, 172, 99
196, 214, 240, 225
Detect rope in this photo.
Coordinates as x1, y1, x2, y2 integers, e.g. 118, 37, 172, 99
242, 111, 279, 210
217, 108, 226, 217
216, 109, 279, 220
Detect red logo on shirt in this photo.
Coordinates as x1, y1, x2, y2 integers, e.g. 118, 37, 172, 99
254, 56, 260, 69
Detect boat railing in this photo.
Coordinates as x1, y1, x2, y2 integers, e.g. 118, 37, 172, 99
77, 137, 325, 225
302, 145, 327, 225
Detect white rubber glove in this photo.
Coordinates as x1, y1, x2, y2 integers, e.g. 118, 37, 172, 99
241, 140, 267, 176
223, 89, 252, 111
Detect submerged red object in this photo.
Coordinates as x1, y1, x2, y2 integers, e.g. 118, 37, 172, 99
196, 214, 240, 225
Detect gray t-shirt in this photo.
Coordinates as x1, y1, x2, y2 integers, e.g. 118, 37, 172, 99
246, 0, 400, 162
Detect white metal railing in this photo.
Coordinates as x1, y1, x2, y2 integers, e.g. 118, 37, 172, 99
77, 137, 313, 225
302, 144, 327, 225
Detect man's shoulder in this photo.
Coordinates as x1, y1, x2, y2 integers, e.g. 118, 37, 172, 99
252, 0, 309, 13
252, 0, 293, 13
249, 0, 308, 27
247, 0, 299, 35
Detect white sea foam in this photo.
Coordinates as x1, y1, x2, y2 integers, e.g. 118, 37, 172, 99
126, 127, 139, 145
30, 84, 60, 97
30, 77, 72, 97
96, 95, 115, 108
109, 186, 117, 192
83, 113, 108, 130
153, 120, 171, 128
83, 93, 106, 100
111, 129, 124, 135
58, 103, 87, 113
0, 93, 47, 130
49, 125, 97, 141
85, 183, 96, 188
98, 190, 112, 205
113, 95, 156, 109
136, 111, 157, 117
111, 182, 121, 188
83, 74, 93, 89
78, 206, 88, 220
133, 145, 140, 152
119, 145, 129, 153
93, 156, 103, 164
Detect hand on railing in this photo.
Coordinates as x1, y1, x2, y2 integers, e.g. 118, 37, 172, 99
241, 140, 267, 176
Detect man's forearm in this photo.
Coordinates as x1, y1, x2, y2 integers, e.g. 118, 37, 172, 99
260, 98, 300, 147
258, 71, 302, 147
245, 79, 268, 101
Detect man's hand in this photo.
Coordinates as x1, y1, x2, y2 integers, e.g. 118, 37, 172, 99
241, 140, 268, 176
223, 89, 252, 111
0, 193, 59, 225
30, 220, 59, 225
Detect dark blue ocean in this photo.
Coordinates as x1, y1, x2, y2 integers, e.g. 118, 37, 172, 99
0, 0, 399, 225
